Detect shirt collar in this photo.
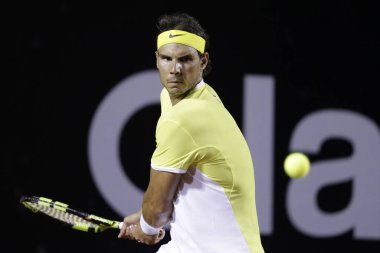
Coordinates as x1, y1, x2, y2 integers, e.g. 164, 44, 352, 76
194, 80, 205, 90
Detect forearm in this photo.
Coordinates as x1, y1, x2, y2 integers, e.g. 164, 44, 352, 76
119, 170, 179, 244
142, 196, 173, 228
140, 169, 181, 229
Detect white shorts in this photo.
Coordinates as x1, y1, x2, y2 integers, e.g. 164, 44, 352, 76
156, 241, 180, 253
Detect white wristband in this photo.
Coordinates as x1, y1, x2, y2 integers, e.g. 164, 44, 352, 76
140, 215, 161, 235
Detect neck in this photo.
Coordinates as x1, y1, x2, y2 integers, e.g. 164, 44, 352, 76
170, 97, 182, 106
170, 91, 190, 106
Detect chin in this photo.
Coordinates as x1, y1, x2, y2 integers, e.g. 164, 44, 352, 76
167, 86, 182, 94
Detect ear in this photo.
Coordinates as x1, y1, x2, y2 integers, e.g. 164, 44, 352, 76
201, 52, 209, 70
155, 51, 159, 69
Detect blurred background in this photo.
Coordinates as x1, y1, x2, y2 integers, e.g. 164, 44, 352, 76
5, 1, 379, 252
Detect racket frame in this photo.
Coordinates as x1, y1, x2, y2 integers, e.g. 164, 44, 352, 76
20, 195, 121, 233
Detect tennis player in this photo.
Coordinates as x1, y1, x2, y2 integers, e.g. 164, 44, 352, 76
118, 12, 265, 253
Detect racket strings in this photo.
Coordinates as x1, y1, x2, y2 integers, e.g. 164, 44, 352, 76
27, 202, 98, 229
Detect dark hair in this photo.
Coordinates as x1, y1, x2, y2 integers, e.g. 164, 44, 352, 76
156, 12, 212, 77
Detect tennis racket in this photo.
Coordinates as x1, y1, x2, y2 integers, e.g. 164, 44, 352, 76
20, 195, 123, 233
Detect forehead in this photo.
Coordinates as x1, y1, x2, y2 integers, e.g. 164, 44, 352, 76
158, 43, 199, 57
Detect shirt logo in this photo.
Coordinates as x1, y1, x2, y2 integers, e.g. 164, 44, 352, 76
169, 33, 185, 38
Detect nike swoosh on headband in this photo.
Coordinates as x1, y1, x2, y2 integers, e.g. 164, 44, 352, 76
169, 33, 186, 38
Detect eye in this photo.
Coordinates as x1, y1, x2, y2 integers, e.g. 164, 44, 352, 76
158, 54, 171, 61
179, 56, 193, 63
161, 56, 171, 61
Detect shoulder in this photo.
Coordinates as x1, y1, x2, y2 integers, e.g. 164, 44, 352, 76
203, 83, 223, 105
160, 88, 171, 114
160, 88, 169, 101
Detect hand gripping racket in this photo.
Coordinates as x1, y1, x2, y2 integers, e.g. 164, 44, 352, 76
20, 195, 123, 233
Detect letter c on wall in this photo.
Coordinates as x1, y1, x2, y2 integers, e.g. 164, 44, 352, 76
88, 70, 161, 216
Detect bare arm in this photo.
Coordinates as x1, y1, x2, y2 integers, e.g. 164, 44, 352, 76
142, 169, 182, 227
120, 168, 181, 245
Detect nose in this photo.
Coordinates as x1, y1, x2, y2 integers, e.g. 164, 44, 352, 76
170, 61, 182, 74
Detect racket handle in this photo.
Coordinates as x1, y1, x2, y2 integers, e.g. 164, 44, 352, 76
118, 222, 123, 230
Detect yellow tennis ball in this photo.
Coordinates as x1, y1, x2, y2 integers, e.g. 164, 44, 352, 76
284, 152, 310, 178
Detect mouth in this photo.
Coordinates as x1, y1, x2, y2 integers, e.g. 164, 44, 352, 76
166, 80, 185, 90
167, 80, 184, 84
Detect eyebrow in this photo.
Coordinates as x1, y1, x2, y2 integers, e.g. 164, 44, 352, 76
158, 52, 195, 60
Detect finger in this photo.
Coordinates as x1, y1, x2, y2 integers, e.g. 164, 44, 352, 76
118, 226, 125, 238
118, 222, 130, 239
150, 229, 165, 244
126, 224, 136, 240
158, 229, 166, 240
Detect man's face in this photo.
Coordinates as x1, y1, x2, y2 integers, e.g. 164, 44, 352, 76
156, 43, 208, 98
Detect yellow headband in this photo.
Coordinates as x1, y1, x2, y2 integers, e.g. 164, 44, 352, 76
157, 30, 206, 53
